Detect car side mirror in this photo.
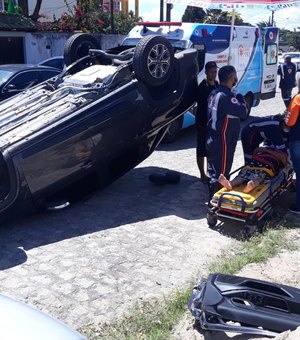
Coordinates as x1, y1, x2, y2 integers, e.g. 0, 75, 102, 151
3, 84, 17, 92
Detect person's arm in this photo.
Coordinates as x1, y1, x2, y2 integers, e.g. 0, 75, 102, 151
277, 64, 282, 76
225, 93, 248, 120
285, 94, 300, 127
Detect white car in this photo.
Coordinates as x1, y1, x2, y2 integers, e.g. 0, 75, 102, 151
0, 294, 85, 339
278, 52, 300, 71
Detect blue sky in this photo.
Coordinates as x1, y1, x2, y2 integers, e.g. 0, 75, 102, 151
28, 0, 299, 31
129, 0, 300, 31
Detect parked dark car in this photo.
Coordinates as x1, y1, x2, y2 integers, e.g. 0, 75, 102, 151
0, 64, 61, 101
0, 34, 198, 220
38, 56, 65, 71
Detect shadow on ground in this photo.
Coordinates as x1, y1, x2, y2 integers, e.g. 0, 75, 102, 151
0, 165, 211, 269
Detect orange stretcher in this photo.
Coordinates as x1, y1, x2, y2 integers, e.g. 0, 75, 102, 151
207, 165, 294, 235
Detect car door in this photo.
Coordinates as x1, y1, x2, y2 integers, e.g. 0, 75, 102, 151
1, 70, 39, 100
18, 83, 142, 196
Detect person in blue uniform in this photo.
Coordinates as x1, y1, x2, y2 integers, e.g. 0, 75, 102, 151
195, 61, 218, 183
206, 65, 248, 202
278, 55, 297, 108
241, 114, 288, 163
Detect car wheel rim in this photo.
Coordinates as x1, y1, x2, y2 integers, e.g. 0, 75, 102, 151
76, 42, 94, 59
147, 44, 170, 79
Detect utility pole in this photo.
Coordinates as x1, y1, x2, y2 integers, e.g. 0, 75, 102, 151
166, 3, 173, 21
160, 0, 163, 21
135, 0, 139, 18
110, 0, 114, 33
271, 10, 274, 26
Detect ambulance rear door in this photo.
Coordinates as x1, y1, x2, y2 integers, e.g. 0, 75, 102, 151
261, 27, 279, 100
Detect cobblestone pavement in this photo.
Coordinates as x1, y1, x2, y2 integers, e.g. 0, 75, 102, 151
0, 86, 293, 332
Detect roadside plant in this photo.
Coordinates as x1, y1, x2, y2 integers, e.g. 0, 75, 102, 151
36, 0, 140, 34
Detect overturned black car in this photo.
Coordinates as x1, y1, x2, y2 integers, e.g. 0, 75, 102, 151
0, 34, 198, 219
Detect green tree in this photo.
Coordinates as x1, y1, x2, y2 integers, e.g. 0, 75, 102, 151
182, 6, 206, 23
203, 9, 244, 25
182, 6, 245, 25
256, 20, 272, 28
113, 11, 141, 34
278, 28, 300, 51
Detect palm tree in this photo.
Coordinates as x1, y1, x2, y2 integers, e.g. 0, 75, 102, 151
182, 6, 206, 23
257, 20, 272, 28
204, 9, 244, 25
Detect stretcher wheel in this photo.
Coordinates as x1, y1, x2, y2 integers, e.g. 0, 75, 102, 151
244, 224, 257, 237
207, 212, 218, 228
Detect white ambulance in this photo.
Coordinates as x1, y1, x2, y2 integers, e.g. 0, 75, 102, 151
122, 22, 279, 141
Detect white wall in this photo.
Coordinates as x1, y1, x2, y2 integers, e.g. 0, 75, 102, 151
25, 32, 72, 63
24, 32, 125, 63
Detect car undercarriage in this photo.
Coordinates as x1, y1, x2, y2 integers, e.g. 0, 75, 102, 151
0, 34, 198, 220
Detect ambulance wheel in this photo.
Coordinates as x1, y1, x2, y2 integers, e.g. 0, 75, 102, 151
207, 212, 217, 228
64, 33, 101, 66
243, 93, 253, 120
133, 35, 174, 87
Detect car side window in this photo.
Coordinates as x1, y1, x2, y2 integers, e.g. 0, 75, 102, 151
39, 70, 60, 81
43, 59, 64, 70
266, 43, 277, 65
8, 71, 39, 90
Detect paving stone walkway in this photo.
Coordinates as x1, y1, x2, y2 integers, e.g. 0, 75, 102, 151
0, 88, 291, 332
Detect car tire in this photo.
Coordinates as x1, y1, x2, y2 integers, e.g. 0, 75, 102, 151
133, 35, 174, 87
64, 33, 101, 66
162, 115, 184, 143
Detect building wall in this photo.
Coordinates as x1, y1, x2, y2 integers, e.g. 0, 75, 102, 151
24, 32, 126, 63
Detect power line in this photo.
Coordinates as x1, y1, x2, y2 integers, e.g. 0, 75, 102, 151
40, 0, 77, 15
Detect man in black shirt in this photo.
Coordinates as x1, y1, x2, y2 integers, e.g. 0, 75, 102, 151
196, 61, 218, 183
278, 55, 297, 108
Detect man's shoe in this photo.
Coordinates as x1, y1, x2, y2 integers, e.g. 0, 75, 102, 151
289, 204, 300, 215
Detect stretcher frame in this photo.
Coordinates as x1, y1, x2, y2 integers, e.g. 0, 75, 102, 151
207, 165, 294, 234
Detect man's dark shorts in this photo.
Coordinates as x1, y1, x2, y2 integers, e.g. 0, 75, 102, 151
197, 124, 208, 157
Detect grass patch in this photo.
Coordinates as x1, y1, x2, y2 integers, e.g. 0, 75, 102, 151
79, 289, 192, 340
79, 226, 298, 339
209, 226, 297, 274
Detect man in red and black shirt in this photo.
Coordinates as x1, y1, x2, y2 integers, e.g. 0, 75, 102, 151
206, 65, 248, 201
